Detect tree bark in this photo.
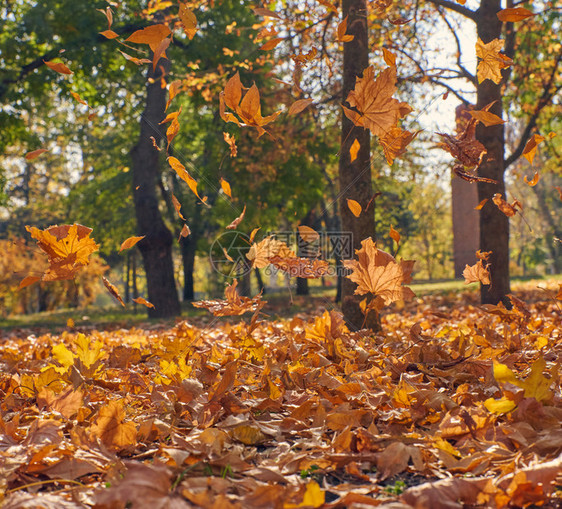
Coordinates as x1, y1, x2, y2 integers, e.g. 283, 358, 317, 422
130, 58, 181, 318
339, 0, 379, 330
475, 0, 511, 305
181, 233, 197, 301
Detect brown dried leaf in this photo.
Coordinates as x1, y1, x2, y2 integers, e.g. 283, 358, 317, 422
102, 276, 125, 307
119, 235, 145, 252
476, 37, 513, 84
192, 280, 264, 316
226, 205, 246, 230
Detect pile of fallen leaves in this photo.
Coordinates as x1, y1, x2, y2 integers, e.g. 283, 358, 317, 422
1, 282, 561, 508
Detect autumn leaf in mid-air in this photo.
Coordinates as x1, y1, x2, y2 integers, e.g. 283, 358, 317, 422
463, 250, 491, 285
344, 237, 415, 309
226, 205, 246, 230
522, 133, 545, 164
119, 236, 145, 252
219, 72, 282, 136
380, 127, 420, 165
337, 16, 354, 42
247, 236, 296, 269
102, 276, 125, 307
497, 7, 534, 22
475, 38, 513, 84
223, 133, 237, 157
25, 224, 99, 283
133, 297, 154, 309
25, 148, 49, 160
493, 193, 522, 217
192, 280, 264, 316
343, 66, 412, 137
168, 157, 207, 204
44, 60, 73, 75
347, 199, 362, 217
438, 118, 487, 169
179, 3, 197, 40
125, 24, 171, 52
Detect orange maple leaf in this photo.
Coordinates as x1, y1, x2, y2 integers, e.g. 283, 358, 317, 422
25, 224, 99, 282
463, 260, 491, 285
343, 66, 412, 137
343, 237, 415, 307
219, 73, 281, 136
437, 118, 487, 169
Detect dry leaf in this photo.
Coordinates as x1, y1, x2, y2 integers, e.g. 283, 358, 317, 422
125, 24, 171, 52
437, 118, 486, 169
524, 172, 540, 186
475, 198, 488, 210
226, 205, 246, 230
25, 148, 49, 160
70, 92, 88, 105
119, 51, 151, 65
100, 30, 119, 39
463, 260, 491, 285
119, 236, 145, 252
288, 98, 313, 115
44, 60, 73, 75
497, 7, 534, 22
179, 224, 191, 240
168, 157, 207, 204
193, 280, 264, 316
468, 109, 505, 126
179, 4, 197, 40
298, 225, 320, 243
253, 7, 282, 19
102, 276, 125, 307
344, 237, 415, 308
171, 194, 185, 220
382, 47, 396, 66
260, 38, 283, 51
220, 178, 232, 198
493, 193, 521, 217
475, 37, 513, 84
133, 297, 155, 309
343, 66, 412, 137
337, 16, 354, 42
347, 199, 362, 217
522, 134, 545, 164
223, 133, 237, 157
90, 400, 137, 450
380, 127, 419, 164
389, 225, 400, 245
349, 139, 360, 162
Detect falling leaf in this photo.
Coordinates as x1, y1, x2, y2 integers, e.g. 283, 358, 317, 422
349, 139, 360, 162
380, 127, 419, 164
171, 194, 185, 220
497, 7, 534, 22
382, 47, 396, 66
168, 157, 207, 204
44, 60, 73, 75
19, 275, 41, 289
166, 80, 182, 110
298, 225, 320, 243
288, 98, 313, 115
343, 66, 412, 137
493, 193, 521, 217
247, 236, 296, 269
220, 178, 232, 198
193, 280, 264, 316
249, 227, 260, 243
524, 172, 540, 186
220, 72, 281, 136
152, 36, 170, 71
344, 237, 415, 309
453, 164, 497, 184
475, 37, 513, 84
119, 50, 151, 65
25, 148, 49, 160
226, 205, 246, 230
253, 7, 282, 18
468, 109, 506, 126
337, 16, 354, 42
102, 276, 125, 307
70, 92, 88, 105
270, 257, 330, 278
179, 3, 197, 40
475, 198, 488, 210
437, 118, 487, 169
26, 224, 99, 281
347, 199, 362, 217
100, 30, 119, 39
133, 297, 155, 309
166, 118, 180, 147
67, 318, 75, 328
125, 24, 171, 52
119, 236, 145, 252
179, 224, 191, 240
223, 132, 237, 157
522, 134, 545, 164
150, 136, 162, 151
389, 225, 400, 245
389, 17, 411, 25
463, 260, 491, 285
260, 38, 283, 51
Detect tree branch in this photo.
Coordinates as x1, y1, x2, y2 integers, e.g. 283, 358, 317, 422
426, 0, 478, 21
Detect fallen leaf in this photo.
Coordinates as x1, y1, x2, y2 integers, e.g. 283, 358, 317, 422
475, 198, 488, 210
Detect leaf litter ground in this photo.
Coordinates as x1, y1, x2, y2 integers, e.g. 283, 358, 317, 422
0, 280, 561, 508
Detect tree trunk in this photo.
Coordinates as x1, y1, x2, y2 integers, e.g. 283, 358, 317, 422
130, 57, 181, 318
296, 209, 314, 296
339, 0, 379, 330
475, 0, 511, 306
125, 252, 131, 303
255, 268, 265, 294
181, 233, 197, 301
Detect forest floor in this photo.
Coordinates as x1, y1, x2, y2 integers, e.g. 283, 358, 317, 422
0, 277, 561, 508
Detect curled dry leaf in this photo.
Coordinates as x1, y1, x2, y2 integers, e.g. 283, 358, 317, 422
179, 223, 191, 241
463, 260, 491, 285
168, 157, 207, 204
380, 127, 420, 165
437, 118, 487, 169
344, 237, 415, 309
226, 205, 246, 230
102, 276, 125, 307
133, 297, 154, 309
119, 235, 145, 252
192, 279, 264, 316
171, 194, 185, 220
493, 193, 521, 217
44, 60, 73, 75
223, 133, 237, 157
389, 225, 400, 245
343, 66, 412, 137
119, 50, 151, 65
70, 92, 88, 105
475, 37, 513, 84
453, 164, 497, 184
474, 198, 488, 210
524, 172, 540, 186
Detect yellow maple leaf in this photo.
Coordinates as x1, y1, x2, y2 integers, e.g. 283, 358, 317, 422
475, 38, 513, 84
